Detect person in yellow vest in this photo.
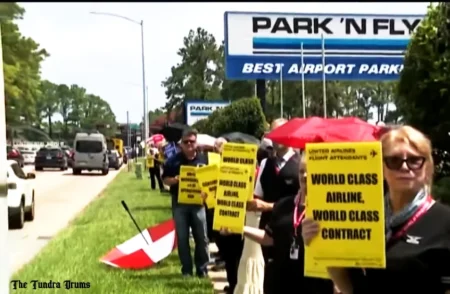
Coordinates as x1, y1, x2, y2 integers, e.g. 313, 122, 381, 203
148, 143, 164, 192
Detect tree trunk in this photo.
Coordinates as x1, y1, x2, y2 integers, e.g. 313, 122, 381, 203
48, 115, 53, 138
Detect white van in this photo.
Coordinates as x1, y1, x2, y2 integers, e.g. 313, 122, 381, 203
72, 132, 109, 175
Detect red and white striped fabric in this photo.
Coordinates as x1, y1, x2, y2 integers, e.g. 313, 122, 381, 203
146, 134, 165, 146
100, 218, 177, 269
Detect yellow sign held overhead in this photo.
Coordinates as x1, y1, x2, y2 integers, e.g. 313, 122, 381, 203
221, 143, 258, 201
213, 164, 250, 234
178, 166, 203, 205
208, 152, 221, 165
304, 141, 385, 273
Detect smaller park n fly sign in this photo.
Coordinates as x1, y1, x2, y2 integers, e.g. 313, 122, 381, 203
185, 101, 230, 126
224, 12, 424, 81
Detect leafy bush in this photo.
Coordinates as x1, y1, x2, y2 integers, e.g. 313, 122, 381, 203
191, 118, 210, 134
433, 177, 450, 206
190, 98, 266, 139
210, 97, 266, 139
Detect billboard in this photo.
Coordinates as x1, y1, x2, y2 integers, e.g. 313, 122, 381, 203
224, 12, 424, 81
185, 101, 230, 126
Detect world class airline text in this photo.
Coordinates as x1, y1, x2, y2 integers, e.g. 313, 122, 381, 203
242, 63, 404, 75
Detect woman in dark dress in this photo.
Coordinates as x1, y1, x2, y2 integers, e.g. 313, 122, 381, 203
302, 126, 450, 294
221, 153, 334, 293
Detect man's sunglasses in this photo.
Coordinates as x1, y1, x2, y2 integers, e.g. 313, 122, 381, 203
383, 156, 426, 171
182, 140, 196, 145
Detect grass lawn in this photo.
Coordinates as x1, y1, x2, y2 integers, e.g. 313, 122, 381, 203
12, 168, 214, 294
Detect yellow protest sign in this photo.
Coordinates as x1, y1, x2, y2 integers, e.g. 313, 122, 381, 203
146, 155, 154, 168
208, 152, 221, 165
213, 164, 250, 234
221, 143, 257, 201
304, 142, 385, 272
178, 166, 203, 205
304, 254, 330, 280
196, 164, 219, 209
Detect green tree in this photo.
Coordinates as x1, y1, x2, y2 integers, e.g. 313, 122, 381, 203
397, 3, 450, 177
56, 84, 71, 136
162, 29, 254, 121
67, 84, 87, 128
37, 80, 59, 137
2, 3, 49, 125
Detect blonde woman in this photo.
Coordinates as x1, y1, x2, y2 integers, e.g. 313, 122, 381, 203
302, 126, 450, 294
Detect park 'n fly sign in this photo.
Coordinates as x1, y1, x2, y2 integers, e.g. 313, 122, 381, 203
224, 12, 424, 81
185, 101, 230, 126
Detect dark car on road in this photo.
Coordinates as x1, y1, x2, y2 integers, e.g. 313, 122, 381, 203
35, 147, 68, 171
61, 146, 74, 167
122, 147, 128, 164
108, 150, 122, 170
7, 146, 24, 167
125, 146, 134, 159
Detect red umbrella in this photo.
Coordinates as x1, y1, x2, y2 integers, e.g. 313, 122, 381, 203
265, 116, 324, 147
266, 117, 382, 148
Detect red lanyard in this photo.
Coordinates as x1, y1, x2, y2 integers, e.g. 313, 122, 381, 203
293, 199, 306, 237
390, 195, 434, 241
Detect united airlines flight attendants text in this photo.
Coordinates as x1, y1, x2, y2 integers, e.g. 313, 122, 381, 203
302, 126, 450, 294
248, 118, 300, 294
224, 153, 333, 294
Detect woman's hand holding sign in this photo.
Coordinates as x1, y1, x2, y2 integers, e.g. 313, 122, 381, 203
200, 191, 208, 202
301, 218, 320, 246
247, 198, 273, 212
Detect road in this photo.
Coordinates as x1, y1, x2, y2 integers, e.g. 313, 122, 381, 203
8, 166, 122, 275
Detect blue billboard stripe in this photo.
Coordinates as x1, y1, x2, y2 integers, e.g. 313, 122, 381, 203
252, 37, 409, 51
252, 50, 403, 57
224, 55, 405, 81
190, 112, 211, 116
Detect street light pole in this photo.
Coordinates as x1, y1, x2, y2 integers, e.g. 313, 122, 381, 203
90, 11, 148, 147
140, 21, 149, 143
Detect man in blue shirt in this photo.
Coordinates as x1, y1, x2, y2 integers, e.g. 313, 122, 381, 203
162, 128, 209, 277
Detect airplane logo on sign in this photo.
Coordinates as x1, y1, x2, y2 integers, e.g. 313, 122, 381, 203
370, 150, 378, 158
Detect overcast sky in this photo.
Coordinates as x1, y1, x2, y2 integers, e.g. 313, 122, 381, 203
17, 2, 429, 123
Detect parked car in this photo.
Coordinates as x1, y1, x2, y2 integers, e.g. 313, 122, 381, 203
7, 146, 24, 168
34, 147, 68, 171
108, 150, 122, 170
123, 147, 128, 164
125, 146, 134, 159
61, 146, 74, 168
7, 160, 36, 229
17, 146, 37, 165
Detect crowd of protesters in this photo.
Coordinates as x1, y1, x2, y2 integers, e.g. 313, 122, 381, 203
151, 120, 450, 294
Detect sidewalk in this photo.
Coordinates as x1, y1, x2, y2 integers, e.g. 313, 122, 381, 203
208, 243, 227, 294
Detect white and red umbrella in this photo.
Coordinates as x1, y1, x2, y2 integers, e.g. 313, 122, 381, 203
100, 218, 177, 269
196, 134, 216, 148
146, 134, 165, 146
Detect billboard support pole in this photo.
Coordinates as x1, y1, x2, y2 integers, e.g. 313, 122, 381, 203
256, 80, 266, 116
321, 34, 327, 118
280, 67, 283, 118
301, 42, 306, 118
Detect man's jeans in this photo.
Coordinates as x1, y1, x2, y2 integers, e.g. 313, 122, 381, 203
173, 204, 209, 276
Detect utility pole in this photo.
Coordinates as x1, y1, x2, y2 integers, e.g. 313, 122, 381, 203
126, 111, 131, 147
0, 26, 10, 294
